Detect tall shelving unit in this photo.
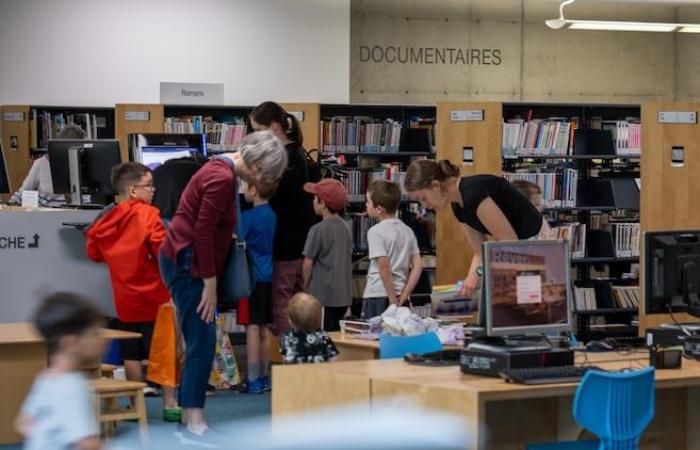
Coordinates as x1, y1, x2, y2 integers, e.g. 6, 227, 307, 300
501, 103, 642, 341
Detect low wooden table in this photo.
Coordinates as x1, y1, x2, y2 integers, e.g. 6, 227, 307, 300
329, 331, 462, 361
0, 322, 141, 444
272, 350, 700, 450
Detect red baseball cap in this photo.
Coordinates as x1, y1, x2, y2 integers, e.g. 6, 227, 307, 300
304, 179, 348, 211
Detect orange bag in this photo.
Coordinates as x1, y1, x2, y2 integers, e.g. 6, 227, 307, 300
146, 303, 180, 387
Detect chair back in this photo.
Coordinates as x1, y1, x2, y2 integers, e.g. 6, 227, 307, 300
379, 332, 442, 359
573, 367, 655, 449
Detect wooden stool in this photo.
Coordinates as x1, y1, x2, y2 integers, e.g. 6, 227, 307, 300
90, 379, 148, 444
100, 364, 117, 379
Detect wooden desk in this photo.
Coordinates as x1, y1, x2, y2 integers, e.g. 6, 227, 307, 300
329, 331, 462, 361
272, 351, 700, 450
0, 322, 141, 444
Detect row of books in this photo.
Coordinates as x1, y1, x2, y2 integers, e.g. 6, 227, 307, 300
601, 121, 641, 156
321, 117, 402, 154
542, 223, 586, 258
502, 119, 573, 157
346, 214, 378, 251
163, 116, 248, 153
342, 165, 408, 196
31, 110, 100, 149
574, 285, 640, 311
612, 223, 641, 257
503, 169, 578, 208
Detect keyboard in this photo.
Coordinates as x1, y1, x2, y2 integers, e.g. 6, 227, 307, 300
499, 365, 604, 385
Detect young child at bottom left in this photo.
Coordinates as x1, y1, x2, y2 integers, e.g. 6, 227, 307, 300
239, 179, 277, 394
16, 292, 104, 450
280, 292, 339, 364
85, 162, 179, 422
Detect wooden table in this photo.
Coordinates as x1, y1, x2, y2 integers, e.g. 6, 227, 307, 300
329, 331, 462, 361
0, 322, 141, 444
272, 350, 700, 450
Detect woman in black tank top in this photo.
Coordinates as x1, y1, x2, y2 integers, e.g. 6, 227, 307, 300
404, 160, 542, 296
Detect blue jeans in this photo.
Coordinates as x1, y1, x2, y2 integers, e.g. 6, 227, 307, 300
160, 248, 216, 409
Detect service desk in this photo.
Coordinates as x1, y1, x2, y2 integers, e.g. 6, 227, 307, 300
329, 331, 462, 361
0, 208, 114, 322
0, 322, 141, 444
272, 351, 700, 450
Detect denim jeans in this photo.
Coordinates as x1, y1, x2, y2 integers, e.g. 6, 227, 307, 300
160, 248, 215, 409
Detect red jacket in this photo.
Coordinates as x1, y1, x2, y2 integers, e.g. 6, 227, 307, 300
85, 200, 170, 322
160, 158, 237, 278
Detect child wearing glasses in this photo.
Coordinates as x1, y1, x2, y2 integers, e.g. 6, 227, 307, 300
85, 162, 180, 422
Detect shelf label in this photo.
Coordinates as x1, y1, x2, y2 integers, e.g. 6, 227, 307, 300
124, 111, 150, 122
160, 82, 224, 105
658, 111, 697, 124
451, 110, 483, 122
462, 146, 474, 166
289, 111, 305, 122
3, 112, 24, 122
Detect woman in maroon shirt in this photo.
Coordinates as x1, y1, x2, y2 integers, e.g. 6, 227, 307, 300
160, 131, 287, 442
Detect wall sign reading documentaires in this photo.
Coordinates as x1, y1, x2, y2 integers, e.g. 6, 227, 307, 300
359, 45, 502, 66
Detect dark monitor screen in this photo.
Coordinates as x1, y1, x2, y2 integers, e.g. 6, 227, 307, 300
0, 141, 10, 194
483, 240, 572, 336
48, 139, 121, 196
644, 230, 700, 315
129, 134, 205, 163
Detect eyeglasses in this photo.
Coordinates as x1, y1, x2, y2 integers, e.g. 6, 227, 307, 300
133, 184, 155, 191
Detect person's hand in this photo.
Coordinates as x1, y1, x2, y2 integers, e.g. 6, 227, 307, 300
459, 270, 480, 298
197, 278, 217, 323
397, 293, 409, 306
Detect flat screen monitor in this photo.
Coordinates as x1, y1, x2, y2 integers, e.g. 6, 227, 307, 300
644, 230, 700, 316
129, 133, 205, 164
0, 141, 10, 194
48, 139, 121, 199
483, 240, 572, 337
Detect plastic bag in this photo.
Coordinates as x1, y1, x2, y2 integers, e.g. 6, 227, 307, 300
146, 303, 180, 387
209, 314, 242, 389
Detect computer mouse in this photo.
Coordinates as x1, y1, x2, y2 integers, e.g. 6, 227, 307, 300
586, 340, 615, 352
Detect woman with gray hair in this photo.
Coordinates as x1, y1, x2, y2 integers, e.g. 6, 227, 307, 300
159, 130, 287, 445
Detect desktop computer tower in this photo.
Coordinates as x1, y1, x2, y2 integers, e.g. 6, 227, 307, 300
460, 347, 574, 377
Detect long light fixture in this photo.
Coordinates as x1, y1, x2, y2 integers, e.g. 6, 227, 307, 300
546, 0, 700, 33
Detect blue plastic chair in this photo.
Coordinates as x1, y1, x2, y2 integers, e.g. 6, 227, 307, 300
527, 367, 655, 450
379, 332, 442, 359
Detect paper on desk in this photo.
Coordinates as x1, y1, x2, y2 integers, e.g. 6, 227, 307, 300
21, 190, 39, 209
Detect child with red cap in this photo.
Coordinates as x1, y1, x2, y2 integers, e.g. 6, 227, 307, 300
301, 178, 352, 331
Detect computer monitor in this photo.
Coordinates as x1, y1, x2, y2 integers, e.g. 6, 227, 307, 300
482, 240, 572, 337
0, 141, 10, 194
48, 139, 121, 205
129, 133, 205, 167
644, 230, 700, 317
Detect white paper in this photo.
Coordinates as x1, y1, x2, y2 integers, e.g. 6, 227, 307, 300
21, 190, 39, 209
516, 274, 542, 305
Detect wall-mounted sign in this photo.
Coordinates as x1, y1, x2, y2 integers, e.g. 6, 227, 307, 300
124, 111, 150, 122
671, 146, 685, 167
3, 112, 25, 122
658, 111, 697, 124
462, 146, 474, 166
160, 82, 224, 105
359, 45, 502, 66
451, 110, 484, 122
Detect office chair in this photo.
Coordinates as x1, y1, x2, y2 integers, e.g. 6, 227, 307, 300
527, 367, 655, 450
379, 332, 442, 359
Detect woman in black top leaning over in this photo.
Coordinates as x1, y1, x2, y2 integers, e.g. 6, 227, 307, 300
249, 101, 315, 336
404, 159, 543, 297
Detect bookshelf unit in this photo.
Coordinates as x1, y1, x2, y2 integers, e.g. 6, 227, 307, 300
29, 106, 115, 151
501, 103, 642, 341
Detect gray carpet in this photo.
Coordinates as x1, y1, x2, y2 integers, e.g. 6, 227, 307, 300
0, 390, 270, 450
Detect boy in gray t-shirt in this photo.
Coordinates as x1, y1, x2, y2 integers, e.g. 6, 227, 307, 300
302, 179, 352, 332
362, 180, 423, 319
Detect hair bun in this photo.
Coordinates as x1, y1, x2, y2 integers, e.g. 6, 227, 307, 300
437, 159, 460, 178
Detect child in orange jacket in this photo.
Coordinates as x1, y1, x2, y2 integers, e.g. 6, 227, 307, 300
85, 162, 180, 422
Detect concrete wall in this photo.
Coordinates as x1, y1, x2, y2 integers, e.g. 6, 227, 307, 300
351, 0, 700, 104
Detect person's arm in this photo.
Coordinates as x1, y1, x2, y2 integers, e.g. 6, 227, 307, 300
302, 257, 314, 291
459, 224, 487, 297
398, 253, 423, 305
9, 160, 42, 204
85, 235, 103, 262
475, 197, 518, 241
14, 414, 32, 436
147, 209, 166, 257
376, 256, 398, 305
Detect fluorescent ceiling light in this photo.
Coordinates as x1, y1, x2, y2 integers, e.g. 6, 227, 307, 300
546, 0, 700, 33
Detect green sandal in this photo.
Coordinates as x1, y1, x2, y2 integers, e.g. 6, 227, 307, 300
163, 406, 182, 423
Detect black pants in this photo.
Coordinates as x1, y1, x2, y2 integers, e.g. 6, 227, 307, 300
322, 306, 348, 332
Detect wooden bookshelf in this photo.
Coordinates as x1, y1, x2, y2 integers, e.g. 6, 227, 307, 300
639, 102, 700, 332
279, 103, 320, 152
1, 106, 31, 195
114, 104, 165, 163
435, 102, 503, 285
